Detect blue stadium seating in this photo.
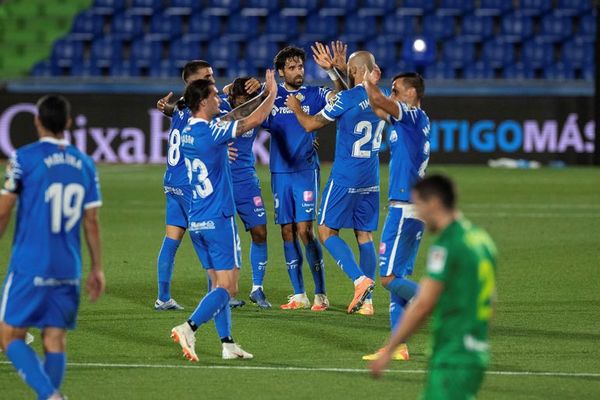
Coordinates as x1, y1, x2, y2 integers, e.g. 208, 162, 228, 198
304, 59, 329, 80
130, 38, 162, 67
110, 61, 140, 77
226, 60, 259, 80
224, 14, 260, 41
110, 12, 145, 41
402, 36, 436, 66
52, 38, 85, 67
242, 0, 280, 16
343, 14, 377, 41
70, 62, 102, 77
207, 39, 240, 68
382, 14, 418, 37
518, 0, 553, 17
187, 14, 221, 41
476, 0, 513, 16
71, 11, 104, 40
422, 14, 456, 40
521, 38, 555, 68
359, 0, 396, 16
31, 60, 62, 77
556, 0, 592, 17
443, 38, 475, 67
501, 13, 534, 43
438, 0, 475, 16
149, 60, 180, 78
130, 0, 163, 15
91, 0, 125, 15
461, 15, 494, 42
397, 0, 435, 16
503, 62, 536, 79
581, 63, 595, 81
578, 13, 597, 42
366, 36, 398, 70
280, 0, 319, 16
386, 59, 416, 77
320, 0, 358, 16
205, 0, 241, 16
561, 38, 595, 68
539, 12, 574, 42
463, 61, 495, 79
91, 36, 123, 67
301, 15, 338, 42
543, 61, 575, 80
265, 14, 300, 41
164, 0, 202, 16
424, 62, 457, 79
169, 38, 201, 66
245, 38, 279, 68
482, 38, 515, 67
148, 14, 183, 41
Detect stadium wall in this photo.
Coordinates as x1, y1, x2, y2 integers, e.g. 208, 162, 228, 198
0, 91, 594, 165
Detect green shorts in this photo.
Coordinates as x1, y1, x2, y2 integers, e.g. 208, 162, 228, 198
421, 365, 485, 400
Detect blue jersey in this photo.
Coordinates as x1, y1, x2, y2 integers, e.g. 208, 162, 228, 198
388, 102, 431, 202
321, 84, 387, 188
262, 84, 331, 173
181, 117, 238, 223
2, 137, 102, 279
164, 106, 192, 188
221, 97, 258, 183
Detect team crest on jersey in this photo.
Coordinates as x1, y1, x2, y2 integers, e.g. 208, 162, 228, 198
389, 130, 398, 143
303, 191, 313, 202
295, 93, 305, 102
253, 196, 263, 207
379, 242, 386, 254
216, 120, 226, 128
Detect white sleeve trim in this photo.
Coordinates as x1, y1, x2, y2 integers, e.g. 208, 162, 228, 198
230, 120, 238, 138
319, 110, 335, 122
84, 200, 103, 210
394, 101, 402, 121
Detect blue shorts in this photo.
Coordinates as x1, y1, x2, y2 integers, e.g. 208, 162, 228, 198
318, 179, 379, 232
379, 205, 424, 278
164, 185, 192, 229
189, 216, 242, 271
0, 272, 80, 330
233, 177, 267, 231
271, 169, 319, 225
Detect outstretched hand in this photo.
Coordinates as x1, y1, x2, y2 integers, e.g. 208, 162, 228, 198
156, 92, 173, 113
331, 40, 348, 71
264, 69, 277, 96
364, 64, 382, 86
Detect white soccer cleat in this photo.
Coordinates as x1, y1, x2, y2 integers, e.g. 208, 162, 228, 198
154, 298, 184, 311
280, 293, 311, 310
311, 294, 330, 312
171, 323, 198, 362
222, 342, 254, 360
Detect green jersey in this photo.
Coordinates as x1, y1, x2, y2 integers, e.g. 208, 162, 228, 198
426, 218, 497, 368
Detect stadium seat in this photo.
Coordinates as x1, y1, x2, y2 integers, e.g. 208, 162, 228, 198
437, 0, 475, 16
476, 0, 513, 16
424, 62, 457, 79
169, 38, 202, 66
130, 38, 162, 67
359, 0, 396, 16
397, 0, 435, 16
304, 59, 329, 80
207, 39, 240, 68
578, 14, 597, 42
517, 0, 552, 17
226, 60, 258, 79
280, 0, 319, 16
70, 61, 102, 77
244, 38, 279, 68
110, 60, 140, 77
366, 36, 398, 70
386, 59, 416, 77
482, 38, 515, 67
581, 63, 595, 81
343, 14, 377, 41
502, 62, 535, 79
224, 15, 260, 41
539, 13, 574, 42
543, 61, 575, 80
187, 14, 221, 41
265, 14, 299, 41
461, 15, 494, 42
402, 36, 436, 66
164, 0, 202, 16
422, 14, 456, 40
463, 61, 495, 79
70, 11, 104, 40
501, 13, 534, 43
91, 0, 125, 15
148, 14, 183, 41
51, 38, 85, 67
242, 0, 280, 16
205, 0, 240, 16
556, 0, 592, 17
91, 36, 123, 67
149, 59, 181, 78
320, 0, 358, 16
30, 60, 62, 77
561, 38, 594, 68
301, 15, 339, 42
110, 12, 145, 41
130, 0, 164, 16
382, 14, 418, 37
442, 38, 475, 67
521, 38, 554, 68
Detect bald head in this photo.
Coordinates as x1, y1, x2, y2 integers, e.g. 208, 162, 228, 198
347, 51, 375, 87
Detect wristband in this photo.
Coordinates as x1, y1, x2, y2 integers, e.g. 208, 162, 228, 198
327, 69, 339, 81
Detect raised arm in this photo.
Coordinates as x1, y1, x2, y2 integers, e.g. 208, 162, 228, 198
233, 70, 277, 136
157, 92, 176, 117
285, 95, 332, 132
363, 66, 400, 121
221, 91, 268, 122
312, 41, 349, 95
83, 207, 105, 302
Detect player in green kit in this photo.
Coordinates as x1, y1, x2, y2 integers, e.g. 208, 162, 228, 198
370, 175, 497, 400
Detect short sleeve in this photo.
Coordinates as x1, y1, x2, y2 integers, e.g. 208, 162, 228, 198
320, 90, 351, 121
84, 160, 102, 210
1, 151, 23, 196
389, 101, 420, 128
426, 245, 450, 283
316, 86, 332, 109
209, 118, 238, 145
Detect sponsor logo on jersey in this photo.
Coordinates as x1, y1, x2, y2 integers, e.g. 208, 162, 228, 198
271, 105, 310, 116
253, 196, 263, 207
379, 242, 386, 254
303, 191, 313, 202
190, 220, 216, 231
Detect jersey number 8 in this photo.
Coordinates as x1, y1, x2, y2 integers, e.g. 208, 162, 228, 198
352, 120, 385, 158
185, 158, 214, 198
167, 129, 181, 166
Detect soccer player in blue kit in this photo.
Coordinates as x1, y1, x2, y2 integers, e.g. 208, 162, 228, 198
0, 95, 104, 399
263, 45, 344, 311
286, 51, 383, 314
155, 60, 260, 310
170, 70, 277, 362
362, 66, 431, 361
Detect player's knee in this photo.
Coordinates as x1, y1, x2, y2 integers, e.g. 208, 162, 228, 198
42, 329, 66, 353
354, 230, 373, 244
317, 225, 332, 244
381, 275, 394, 288
280, 224, 295, 242
250, 226, 267, 243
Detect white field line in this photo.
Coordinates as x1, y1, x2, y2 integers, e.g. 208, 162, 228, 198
0, 361, 598, 378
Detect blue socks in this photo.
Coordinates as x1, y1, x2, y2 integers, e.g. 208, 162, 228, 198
359, 242, 377, 299
390, 293, 408, 331
6, 339, 55, 399
214, 301, 232, 339
250, 241, 267, 286
283, 240, 305, 294
386, 277, 419, 302
305, 240, 326, 294
188, 287, 230, 329
44, 352, 66, 389
323, 236, 363, 281
157, 236, 181, 301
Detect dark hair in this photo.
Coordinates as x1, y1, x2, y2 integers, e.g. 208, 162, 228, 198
413, 174, 456, 210
392, 72, 425, 100
184, 79, 215, 113
182, 60, 211, 82
274, 46, 306, 71
36, 95, 70, 134
228, 77, 260, 107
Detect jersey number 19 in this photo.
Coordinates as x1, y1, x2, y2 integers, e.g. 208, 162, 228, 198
45, 183, 84, 233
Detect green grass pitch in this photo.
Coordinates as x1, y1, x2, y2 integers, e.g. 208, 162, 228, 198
1, 164, 599, 399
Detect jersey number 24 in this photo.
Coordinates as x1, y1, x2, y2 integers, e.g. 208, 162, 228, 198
352, 120, 385, 158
